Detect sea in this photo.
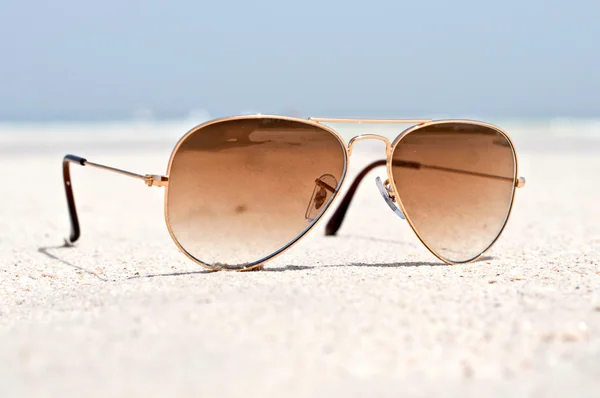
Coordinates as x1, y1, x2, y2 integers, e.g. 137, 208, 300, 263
1, 112, 599, 155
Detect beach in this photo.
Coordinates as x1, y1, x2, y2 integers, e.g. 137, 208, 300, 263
1, 120, 599, 397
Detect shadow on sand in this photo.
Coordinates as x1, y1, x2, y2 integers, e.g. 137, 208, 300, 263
37, 243, 494, 280
38, 243, 110, 281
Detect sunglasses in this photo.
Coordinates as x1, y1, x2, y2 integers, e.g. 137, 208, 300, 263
62, 115, 526, 271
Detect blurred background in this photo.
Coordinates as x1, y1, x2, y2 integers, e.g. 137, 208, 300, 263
1, 0, 598, 154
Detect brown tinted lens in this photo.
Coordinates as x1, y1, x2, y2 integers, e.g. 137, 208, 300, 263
390, 122, 516, 263
166, 117, 346, 270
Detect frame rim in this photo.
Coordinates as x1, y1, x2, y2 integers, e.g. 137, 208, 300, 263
162, 114, 350, 272
386, 119, 520, 265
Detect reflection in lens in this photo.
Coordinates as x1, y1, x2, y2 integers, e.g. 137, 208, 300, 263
166, 117, 346, 270
390, 122, 516, 263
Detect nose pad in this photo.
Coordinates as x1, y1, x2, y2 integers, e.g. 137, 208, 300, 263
305, 174, 338, 222
375, 176, 405, 220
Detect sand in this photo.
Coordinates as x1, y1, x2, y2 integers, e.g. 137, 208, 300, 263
1, 127, 599, 397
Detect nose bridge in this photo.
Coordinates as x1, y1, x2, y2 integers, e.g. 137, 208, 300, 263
347, 134, 392, 157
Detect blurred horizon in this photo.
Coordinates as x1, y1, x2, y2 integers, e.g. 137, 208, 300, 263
1, 107, 600, 124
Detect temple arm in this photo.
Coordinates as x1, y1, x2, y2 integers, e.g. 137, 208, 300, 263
62, 154, 168, 244
325, 159, 526, 236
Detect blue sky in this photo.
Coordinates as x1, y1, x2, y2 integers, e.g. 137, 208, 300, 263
1, 0, 598, 120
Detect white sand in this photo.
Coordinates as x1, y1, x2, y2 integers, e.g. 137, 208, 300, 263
1, 128, 599, 397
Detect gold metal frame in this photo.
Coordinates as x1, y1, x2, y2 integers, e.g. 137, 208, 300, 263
61, 114, 526, 272
385, 119, 521, 265
162, 115, 350, 272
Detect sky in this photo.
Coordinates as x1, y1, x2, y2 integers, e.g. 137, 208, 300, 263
1, 0, 599, 121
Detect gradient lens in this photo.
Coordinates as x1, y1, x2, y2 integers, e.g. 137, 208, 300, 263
390, 122, 516, 263
166, 117, 346, 270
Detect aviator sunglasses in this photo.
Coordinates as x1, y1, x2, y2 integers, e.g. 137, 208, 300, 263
62, 115, 527, 271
